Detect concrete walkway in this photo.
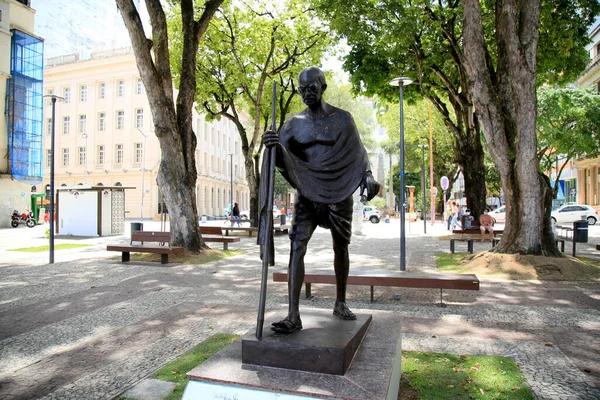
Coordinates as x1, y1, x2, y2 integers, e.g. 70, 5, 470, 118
0, 219, 598, 399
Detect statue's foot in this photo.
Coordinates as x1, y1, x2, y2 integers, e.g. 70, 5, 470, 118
271, 317, 302, 334
333, 301, 356, 320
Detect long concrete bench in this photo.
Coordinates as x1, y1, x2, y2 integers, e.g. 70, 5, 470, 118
107, 231, 184, 264
273, 270, 479, 307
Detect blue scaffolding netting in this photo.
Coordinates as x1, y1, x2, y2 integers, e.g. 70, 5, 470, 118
6, 29, 44, 185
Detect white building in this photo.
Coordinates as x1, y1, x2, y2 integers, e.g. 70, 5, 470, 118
41, 48, 249, 221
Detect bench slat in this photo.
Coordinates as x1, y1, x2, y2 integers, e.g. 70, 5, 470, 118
106, 245, 184, 255
273, 271, 479, 291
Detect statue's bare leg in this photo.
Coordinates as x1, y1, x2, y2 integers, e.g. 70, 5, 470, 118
332, 235, 356, 320
271, 239, 307, 333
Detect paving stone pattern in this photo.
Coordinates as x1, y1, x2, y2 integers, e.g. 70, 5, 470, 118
0, 221, 598, 399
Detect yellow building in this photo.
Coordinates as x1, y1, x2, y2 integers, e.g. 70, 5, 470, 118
576, 22, 600, 211
0, 0, 44, 228
41, 47, 249, 221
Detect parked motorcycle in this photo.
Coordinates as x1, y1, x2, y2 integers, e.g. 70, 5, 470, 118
11, 210, 36, 228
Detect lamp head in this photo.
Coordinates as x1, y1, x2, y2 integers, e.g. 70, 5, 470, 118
389, 77, 413, 86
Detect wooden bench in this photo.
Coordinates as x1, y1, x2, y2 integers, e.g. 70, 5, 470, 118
556, 225, 573, 239
273, 225, 291, 235
199, 226, 240, 250
453, 228, 503, 236
449, 238, 473, 253
492, 237, 566, 252
106, 231, 184, 264
273, 270, 479, 307
222, 226, 258, 237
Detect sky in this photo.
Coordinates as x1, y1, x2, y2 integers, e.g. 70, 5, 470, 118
32, 0, 150, 59
32, 0, 346, 76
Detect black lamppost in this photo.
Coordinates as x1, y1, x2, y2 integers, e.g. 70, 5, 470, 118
229, 153, 234, 213
137, 128, 149, 222
43, 94, 65, 264
418, 144, 428, 234
389, 77, 412, 271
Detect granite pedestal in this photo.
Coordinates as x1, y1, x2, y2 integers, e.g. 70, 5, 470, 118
184, 309, 402, 399
242, 309, 372, 375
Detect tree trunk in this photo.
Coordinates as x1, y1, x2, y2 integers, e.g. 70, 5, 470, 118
459, 143, 487, 218
462, 0, 559, 255
116, 0, 223, 252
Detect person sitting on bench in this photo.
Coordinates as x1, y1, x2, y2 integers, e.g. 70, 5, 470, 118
479, 209, 494, 242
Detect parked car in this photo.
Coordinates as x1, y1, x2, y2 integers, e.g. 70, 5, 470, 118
488, 206, 506, 224
363, 206, 381, 223
551, 204, 598, 225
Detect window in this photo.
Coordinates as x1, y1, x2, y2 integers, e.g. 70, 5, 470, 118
63, 86, 71, 103
79, 146, 86, 166
115, 144, 123, 164
46, 118, 52, 135
136, 77, 144, 95
62, 116, 70, 134
99, 82, 105, 99
62, 148, 69, 167
46, 89, 54, 105
79, 85, 87, 102
117, 80, 124, 97
134, 142, 143, 163
79, 115, 86, 133
46, 149, 51, 167
97, 145, 105, 165
116, 110, 124, 130
135, 108, 143, 128
98, 112, 106, 131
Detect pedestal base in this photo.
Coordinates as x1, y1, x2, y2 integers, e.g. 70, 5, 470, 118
242, 309, 372, 375
184, 309, 402, 400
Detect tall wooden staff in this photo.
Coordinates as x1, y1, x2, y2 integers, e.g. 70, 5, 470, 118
256, 81, 277, 339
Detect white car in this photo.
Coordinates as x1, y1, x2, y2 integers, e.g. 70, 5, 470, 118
363, 206, 381, 223
488, 206, 506, 224
551, 204, 598, 225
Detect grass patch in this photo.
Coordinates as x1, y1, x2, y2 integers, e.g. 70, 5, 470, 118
148, 333, 238, 400
436, 253, 469, 271
402, 351, 533, 399
8, 243, 92, 252
124, 249, 244, 264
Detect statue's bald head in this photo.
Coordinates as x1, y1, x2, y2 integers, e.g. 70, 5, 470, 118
298, 67, 327, 87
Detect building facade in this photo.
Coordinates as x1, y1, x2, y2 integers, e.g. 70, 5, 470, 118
0, 0, 44, 228
575, 22, 600, 212
41, 48, 249, 221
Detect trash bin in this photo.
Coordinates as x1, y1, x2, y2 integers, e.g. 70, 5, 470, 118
131, 222, 143, 238
573, 220, 588, 243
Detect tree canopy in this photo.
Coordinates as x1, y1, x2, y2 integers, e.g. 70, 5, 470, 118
310, 0, 599, 221
168, 0, 330, 223
537, 86, 600, 193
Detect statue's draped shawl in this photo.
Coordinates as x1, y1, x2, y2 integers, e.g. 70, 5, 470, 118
258, 108, 369, 260
278, 110, 369, 203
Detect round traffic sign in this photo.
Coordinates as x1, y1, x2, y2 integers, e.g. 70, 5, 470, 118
440, 176, 449, 191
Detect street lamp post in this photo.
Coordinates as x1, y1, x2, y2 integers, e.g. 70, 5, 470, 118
137, 128, 148, 222
229, 154, 233, 213
389, 77, 412, 271
418, 144, 428, 234
82, 132, 88, 184
43, 94, 65, 264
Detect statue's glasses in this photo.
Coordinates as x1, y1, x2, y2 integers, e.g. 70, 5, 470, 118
298, 84, 321, 94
